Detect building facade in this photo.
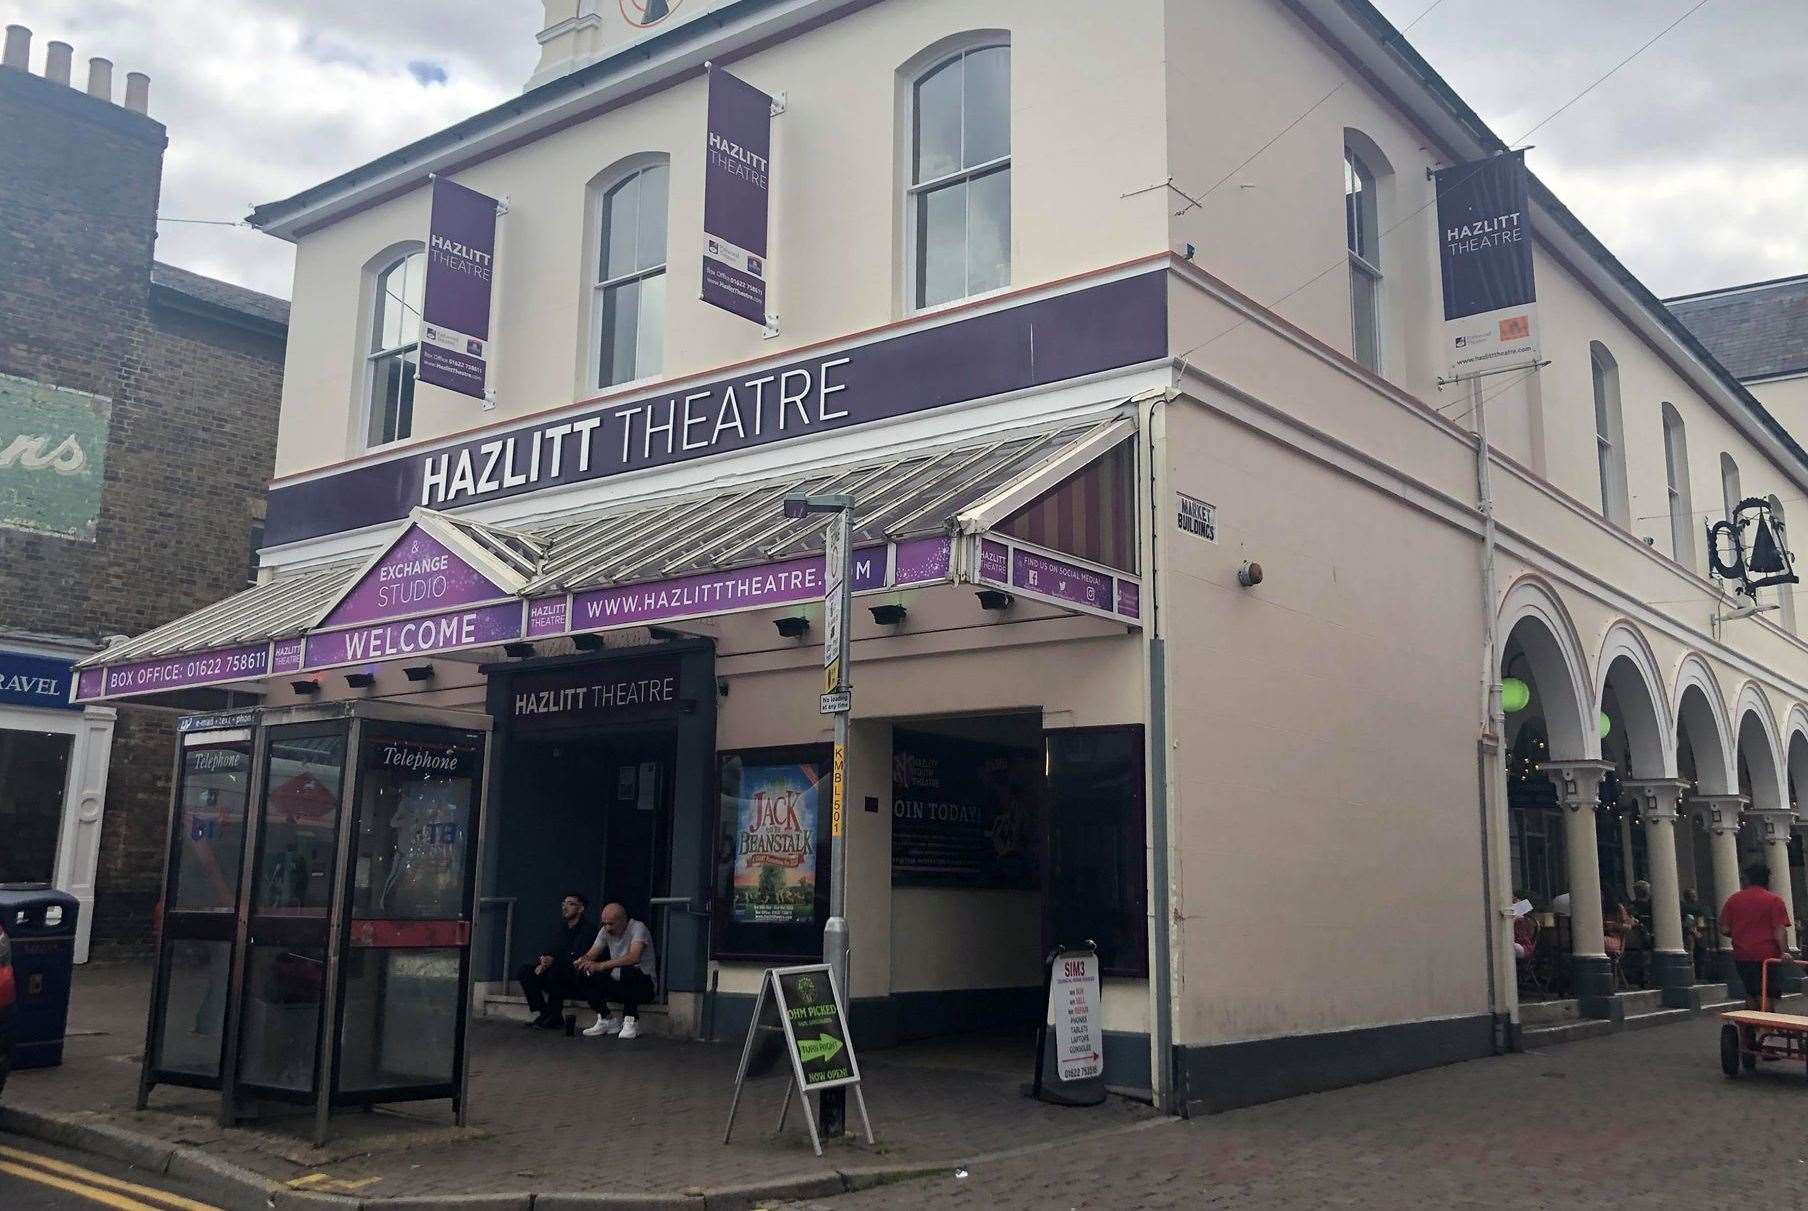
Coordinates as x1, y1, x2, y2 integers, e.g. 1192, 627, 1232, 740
75, 0, 1808, 1113
0, 27, 288, 959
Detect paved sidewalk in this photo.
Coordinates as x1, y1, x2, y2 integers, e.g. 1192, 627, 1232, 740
782, 1008, 1808, 1210
4, 963, 1155, 1205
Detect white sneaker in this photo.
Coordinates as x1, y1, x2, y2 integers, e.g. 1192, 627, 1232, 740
618, 1016, 640, 1040
582, 1013, 622, 1037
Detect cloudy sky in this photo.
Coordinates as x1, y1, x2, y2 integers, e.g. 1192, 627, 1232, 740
8, 0, 1802, 301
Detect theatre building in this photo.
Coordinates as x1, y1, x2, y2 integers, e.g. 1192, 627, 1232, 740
80, 0, 1808, 1115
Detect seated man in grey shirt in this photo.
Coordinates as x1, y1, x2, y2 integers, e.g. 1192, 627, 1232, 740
575, 902, 659, 1039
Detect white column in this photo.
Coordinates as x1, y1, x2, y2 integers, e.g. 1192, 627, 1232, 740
1690, 795, 1746, 988
1542, 761, 1614, 1009
1752, 810, 1800, 954
1625, 780, 1692, 1000
51, 705, 117, 964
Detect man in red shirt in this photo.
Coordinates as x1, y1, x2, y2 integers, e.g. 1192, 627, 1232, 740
1721, 864, 1793, 1010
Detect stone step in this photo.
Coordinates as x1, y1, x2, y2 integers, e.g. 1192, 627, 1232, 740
1618, 988, 1664, 1015
1521, 1017, 1615, 1047
1518, 999, 1579, 1027
1521, 1001, 1693, 1049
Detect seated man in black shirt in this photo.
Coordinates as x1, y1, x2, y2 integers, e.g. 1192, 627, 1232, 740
517, 892, 595, 1029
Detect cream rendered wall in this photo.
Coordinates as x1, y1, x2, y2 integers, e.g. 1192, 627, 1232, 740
273, 0, 1170, 477
1749, 375, 1808, 452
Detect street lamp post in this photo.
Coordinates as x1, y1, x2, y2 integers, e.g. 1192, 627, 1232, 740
784, 490, 854, 1137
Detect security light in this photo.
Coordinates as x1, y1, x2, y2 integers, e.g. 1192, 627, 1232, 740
503, 641, 535, 659
289, 679, 319, 696
869, 603, 907, 625
782, 490, 856, 520
344, 671, 375, 689
572, 633, 604, 651
975, 589, 1014, 612
774, 615, 810, 639
1238, 561, 1264, 587
403, 664, 435, 682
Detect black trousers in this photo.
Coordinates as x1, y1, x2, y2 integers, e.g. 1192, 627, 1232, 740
517, 962, 594, 1017
579, 966, 657, 1017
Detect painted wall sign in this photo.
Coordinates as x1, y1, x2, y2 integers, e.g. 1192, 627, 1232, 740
1434, 151, 1539, 379
0, 373, 111, 542
419, 178, 500, 400
1176, 492, 1216, 542
263, 271, 1167, 547
0, 649, 79, 711
320, 525, 509, 629
303, 601, 522, 669
701, 67, 773, 325
890, 729, 1040, 889
507, 655, 682, 724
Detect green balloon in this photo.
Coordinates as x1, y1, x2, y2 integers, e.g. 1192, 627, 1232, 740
1599, 711, 1612, 739
1501, 678, 1531, 713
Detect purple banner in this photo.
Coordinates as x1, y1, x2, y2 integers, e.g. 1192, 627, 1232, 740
94, 643, 270, 698
1011, 548, 1114, 613
1116, 579, 1140, 619
419, 178, 499, 400
893, 536, 952, 585
321, 525, 509, 629
263, 271, 1168, 547
978, 538, 1009, 585
526, 596, 570, 638
304, 601, 522, 669
572, 549, 886, 631
701, 68, 771, 325
75, 668, 103, 700
272, 637, 305, 674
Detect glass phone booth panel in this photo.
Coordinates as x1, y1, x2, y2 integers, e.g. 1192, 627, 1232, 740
139, 715, 256, 1101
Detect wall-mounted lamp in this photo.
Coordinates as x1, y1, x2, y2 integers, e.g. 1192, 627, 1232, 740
1237, 561, 1264, 588
502, 641, 535, 659
774, 615, 810, 639
572, 633, 604, 651
344, 671, 375, 689
717, 678, 731, 698
648, 626, 685, 641
869, 603, 908, 626
976, 589, 1014, 612
403, 664, 435, 682
289, 679, 319, 696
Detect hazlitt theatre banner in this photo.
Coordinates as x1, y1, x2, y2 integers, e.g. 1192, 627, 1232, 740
700, 67, 773, 324
419, 178, 499, 399
726, 758, 822, 926
1434, 151, 1539, 379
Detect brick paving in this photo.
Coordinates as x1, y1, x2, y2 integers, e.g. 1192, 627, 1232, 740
6, 963, 1153, 1200
784, 1012, 1808, 1210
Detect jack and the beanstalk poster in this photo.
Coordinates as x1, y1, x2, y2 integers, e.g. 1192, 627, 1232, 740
716, 748, 830, 959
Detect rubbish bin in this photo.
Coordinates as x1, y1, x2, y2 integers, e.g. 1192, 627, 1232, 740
0, 885, 80, 1070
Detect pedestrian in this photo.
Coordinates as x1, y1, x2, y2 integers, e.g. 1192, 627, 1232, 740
1720, 865, 1792, 1011
517, 892, 596, 1029
575, 902, 658, 1040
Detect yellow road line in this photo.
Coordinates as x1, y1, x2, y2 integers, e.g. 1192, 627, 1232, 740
0, 1146, 221, 1211
0, 1158, 170, 1210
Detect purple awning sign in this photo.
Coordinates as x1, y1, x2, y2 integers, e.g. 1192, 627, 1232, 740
978, 539, 1010, 585
893, 536, 952, 586
304, 601, 523, 670
701, 68, 772, 325
419, 178, 499, 399
99, 643, 270, 698
1116, 579, 1140, 619
571, 548, 886, 632
526, 596, 570, 638
320, 524, 510, 629
272, 638, 305, 675
1011, 548, 1114, 612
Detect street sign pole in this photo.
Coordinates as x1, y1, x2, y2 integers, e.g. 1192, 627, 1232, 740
820, 505, 853, 1137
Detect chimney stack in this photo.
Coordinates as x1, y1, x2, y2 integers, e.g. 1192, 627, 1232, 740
45, 39, 71, 84
86, 55, 111, 101
124, 70, 149, 113
2, 24, 28, 69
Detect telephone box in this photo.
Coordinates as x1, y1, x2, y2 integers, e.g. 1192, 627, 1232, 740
137, 702, 491, 1143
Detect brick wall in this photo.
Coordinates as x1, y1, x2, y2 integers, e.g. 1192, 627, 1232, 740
0, 64, 286, 956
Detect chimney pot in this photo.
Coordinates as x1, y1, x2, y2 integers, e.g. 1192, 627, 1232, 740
2, 24, 29, 70
124, 70, 149, 113
86, 55, 111, 100
45, 40, 71, 85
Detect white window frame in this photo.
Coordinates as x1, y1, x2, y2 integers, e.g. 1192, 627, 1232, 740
903, 38, 1011, 315
1589, 342, 1629, 528
1661, 403, 1694, 567
1343, 141, 1384, 373
361, 246, 425, 452
585, 156, 670, 391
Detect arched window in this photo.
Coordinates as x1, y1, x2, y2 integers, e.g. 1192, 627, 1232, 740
1661, 403, 1694, 566
1769, 494, 1796, 633
365, 248, 425, 448
1721, 452, 1741, 520
1590, 342, 1628, 526
592, 160, 669, 388
1343, 140, 1383, 371
908, 42, 1010, 310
